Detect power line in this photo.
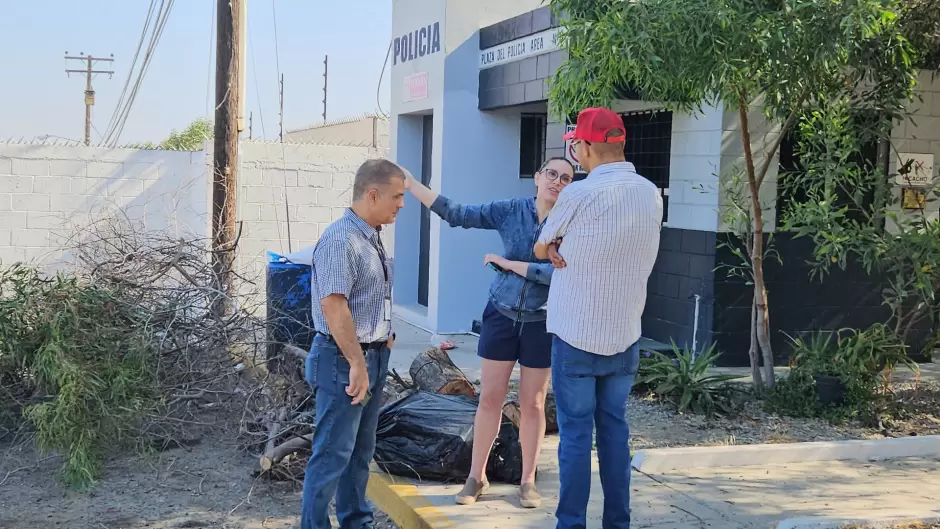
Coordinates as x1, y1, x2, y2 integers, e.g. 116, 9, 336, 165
205, 0, 216, 118
110, 0, 175, 145
377, 40, 392, 118
103, 0, 158, 142
248, 21, 267, 139
271, 0, 282, 80
103, 0, 176, 146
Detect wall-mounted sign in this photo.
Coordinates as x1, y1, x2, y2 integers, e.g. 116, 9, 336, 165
902, 188, 927, 210
394, 22, 442, 66
564, 124, 586, 174
403, 72, 428, 102
479, 27, 560, 70
895, 153, 935, 187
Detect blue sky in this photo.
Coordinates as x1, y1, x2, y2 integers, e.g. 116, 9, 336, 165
0, 1, 392, 144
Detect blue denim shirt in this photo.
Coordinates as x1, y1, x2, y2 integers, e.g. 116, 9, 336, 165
430, 195, 553, 321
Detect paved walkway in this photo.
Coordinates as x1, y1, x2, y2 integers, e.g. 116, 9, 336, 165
376, 317, 940, 528
369, 436, 940, 529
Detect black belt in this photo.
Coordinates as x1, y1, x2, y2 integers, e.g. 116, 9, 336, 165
317, 332, 392, 351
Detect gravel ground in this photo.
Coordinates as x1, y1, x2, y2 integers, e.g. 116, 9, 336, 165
503, 375, 940, 449
628, 377, 940, 449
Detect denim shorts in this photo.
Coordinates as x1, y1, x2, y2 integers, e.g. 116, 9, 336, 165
477, 301, 552, 369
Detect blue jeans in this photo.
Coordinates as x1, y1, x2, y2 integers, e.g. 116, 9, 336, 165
552, 336, 640, 529
301, 335, 390, 529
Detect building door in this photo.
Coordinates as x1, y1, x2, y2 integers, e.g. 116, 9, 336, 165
418, 115, 433, 307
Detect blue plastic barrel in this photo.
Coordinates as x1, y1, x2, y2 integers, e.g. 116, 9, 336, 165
265, 251, 315, 368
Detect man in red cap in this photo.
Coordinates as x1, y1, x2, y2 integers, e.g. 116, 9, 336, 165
535, 107, 662, 529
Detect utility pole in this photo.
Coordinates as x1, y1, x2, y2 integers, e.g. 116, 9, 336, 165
249, 112, 253, 140
322, 55, 328, 122
211, 0, 244, 314
64, 52, 114, 146
278, 74, 284, 142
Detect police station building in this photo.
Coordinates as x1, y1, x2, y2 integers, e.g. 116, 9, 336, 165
388, 0, 939, 366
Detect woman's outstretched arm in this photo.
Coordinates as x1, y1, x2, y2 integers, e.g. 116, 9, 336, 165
402, 166, 513, 230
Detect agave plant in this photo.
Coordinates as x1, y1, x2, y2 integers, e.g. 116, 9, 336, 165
635, 342, 744, 417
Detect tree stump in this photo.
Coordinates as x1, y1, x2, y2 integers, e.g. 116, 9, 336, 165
502, 391, 558, 434
409, 348, 475, 397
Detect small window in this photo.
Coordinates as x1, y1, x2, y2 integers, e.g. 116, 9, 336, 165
520, 114, 547, 178
622, 110, 673, 222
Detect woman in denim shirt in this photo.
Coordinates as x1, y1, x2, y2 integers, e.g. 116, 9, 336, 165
403, 158, 575, 509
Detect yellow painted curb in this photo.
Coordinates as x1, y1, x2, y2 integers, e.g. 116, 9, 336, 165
366, 465, 458, 529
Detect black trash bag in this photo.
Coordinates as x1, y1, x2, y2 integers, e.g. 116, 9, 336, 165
373, 390, 523, 483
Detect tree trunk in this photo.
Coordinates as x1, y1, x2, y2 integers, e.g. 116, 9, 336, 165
739, 99, 775, 389
409, 348, 476, 397
502, 391, 558, 434
749, 294, 764, 389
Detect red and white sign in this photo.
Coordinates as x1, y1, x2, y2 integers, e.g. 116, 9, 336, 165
403, 72, 428, 103
564, 124, 586, 174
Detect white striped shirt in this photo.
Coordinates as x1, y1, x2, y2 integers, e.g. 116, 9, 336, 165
538, 162, 662, 355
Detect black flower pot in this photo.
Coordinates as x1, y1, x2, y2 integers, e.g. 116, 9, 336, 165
813, 374, 846, 407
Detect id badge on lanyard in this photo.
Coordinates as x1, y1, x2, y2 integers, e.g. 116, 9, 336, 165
373, 236, 392, 324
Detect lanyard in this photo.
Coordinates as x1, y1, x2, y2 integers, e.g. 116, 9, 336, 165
371, 234, 389, 285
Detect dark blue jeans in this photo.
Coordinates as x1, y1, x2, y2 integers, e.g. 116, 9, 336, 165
301, 335, 390, 529
551, 336, 640, 529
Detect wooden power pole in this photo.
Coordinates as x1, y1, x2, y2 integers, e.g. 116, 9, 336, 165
212, 0, 244, 314
322, 55, 328, 122
64, 53, 114, 146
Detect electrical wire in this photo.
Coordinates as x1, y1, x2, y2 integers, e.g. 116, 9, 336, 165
104, 0, 176, 146
376, 39, 392, 119
102, 0, 159, 144
248, 22, 267, 139
271, 0, 282, 93
205, 1, 216, 118
110, 0, 175, 145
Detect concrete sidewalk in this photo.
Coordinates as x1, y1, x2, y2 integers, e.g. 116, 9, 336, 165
368, 435, 940, 529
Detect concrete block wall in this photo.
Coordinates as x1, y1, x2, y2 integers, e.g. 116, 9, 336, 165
0, 144, 207, 268
665, 104, 724, 231
0, 140, 390, 317
479, 50, 564, 109
478, 6, 561, 110
719, 102, 782, 232
235, 141, 388, 288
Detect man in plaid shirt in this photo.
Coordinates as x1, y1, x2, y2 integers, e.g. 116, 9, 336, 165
300, 159, 406, 529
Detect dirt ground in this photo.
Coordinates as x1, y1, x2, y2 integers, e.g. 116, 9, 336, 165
0, 434, 397, 529
1, 373, 935, 529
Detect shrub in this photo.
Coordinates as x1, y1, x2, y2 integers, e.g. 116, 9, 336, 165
635, 342, 744, 418
767, 325, 914, 422
0, 264, 158, 488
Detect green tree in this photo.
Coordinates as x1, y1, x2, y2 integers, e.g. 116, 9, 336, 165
133, 118, 214, 151
548, 0, 916, 389
157, 118, 214, 151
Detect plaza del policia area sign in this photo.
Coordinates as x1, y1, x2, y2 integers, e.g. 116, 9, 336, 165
479, 27, 560, 69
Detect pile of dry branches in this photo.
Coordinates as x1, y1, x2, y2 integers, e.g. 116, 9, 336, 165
0, 212, 268, 486
64, 214, 268, 443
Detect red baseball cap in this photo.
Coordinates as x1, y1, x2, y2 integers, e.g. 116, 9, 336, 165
563, 108, 626, 143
